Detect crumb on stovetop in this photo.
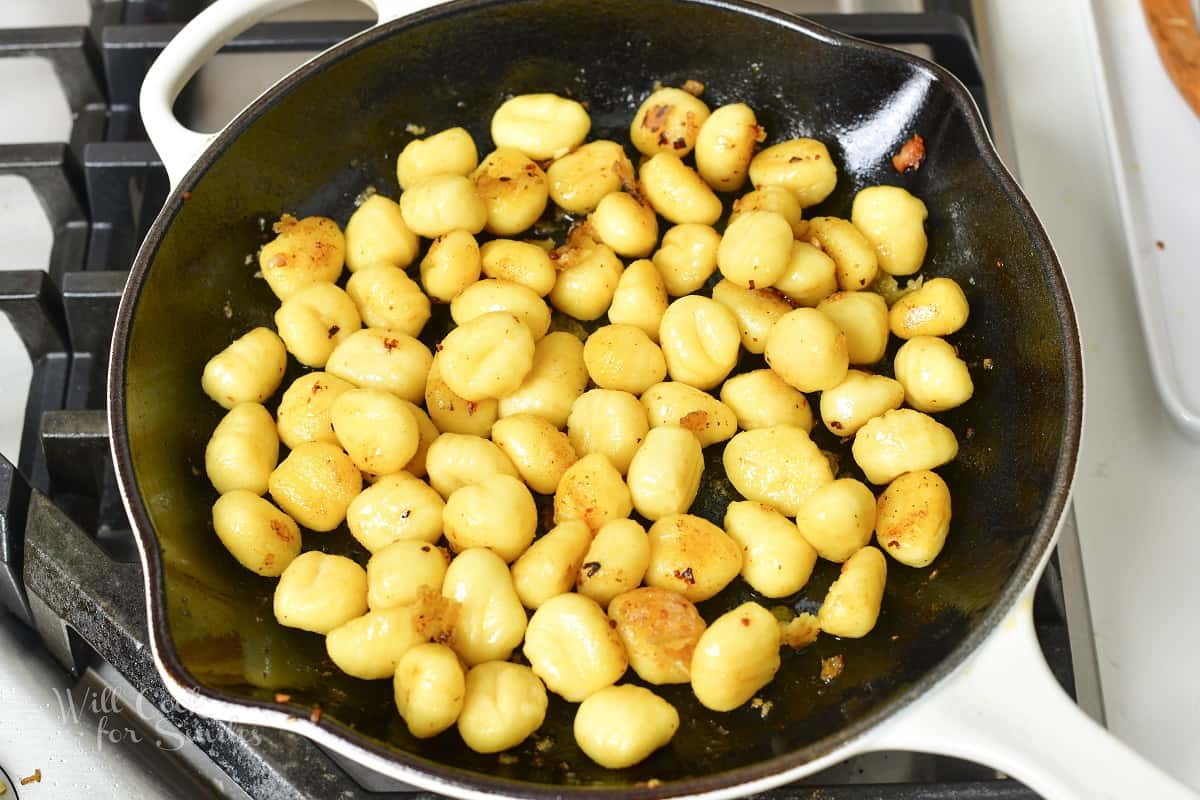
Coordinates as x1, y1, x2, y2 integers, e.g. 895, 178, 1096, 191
20, 769, 42, 785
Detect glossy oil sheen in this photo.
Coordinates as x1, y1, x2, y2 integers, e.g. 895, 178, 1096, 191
113, 0, 1080, 794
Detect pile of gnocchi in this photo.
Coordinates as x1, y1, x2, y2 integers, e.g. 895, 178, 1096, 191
201, 82, 973, 770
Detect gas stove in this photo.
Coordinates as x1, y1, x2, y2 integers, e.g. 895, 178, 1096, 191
0, 2, 1106, 798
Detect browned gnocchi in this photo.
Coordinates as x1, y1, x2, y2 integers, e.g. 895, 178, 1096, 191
203, 84, 970, 770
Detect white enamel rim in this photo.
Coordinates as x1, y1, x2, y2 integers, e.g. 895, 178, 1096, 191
117, 0, 1194, 797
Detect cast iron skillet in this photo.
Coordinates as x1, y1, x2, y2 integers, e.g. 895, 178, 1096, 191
108, 0, 1098, 796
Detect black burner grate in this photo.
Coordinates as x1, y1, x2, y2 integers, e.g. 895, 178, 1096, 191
0, 4, 1062, 798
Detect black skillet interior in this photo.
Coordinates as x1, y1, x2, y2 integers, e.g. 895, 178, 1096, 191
116, 0, 1076, 792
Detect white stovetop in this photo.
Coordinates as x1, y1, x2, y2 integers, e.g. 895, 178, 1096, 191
0, 0, 1198, 796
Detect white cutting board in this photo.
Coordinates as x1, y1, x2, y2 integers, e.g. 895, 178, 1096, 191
1085, 0, 1200, 434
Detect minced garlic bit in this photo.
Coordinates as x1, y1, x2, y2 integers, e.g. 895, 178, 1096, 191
779, 612, 820, 649
405, 123, 427, 136
682, 79, 705, 96
820, 654, 845, 684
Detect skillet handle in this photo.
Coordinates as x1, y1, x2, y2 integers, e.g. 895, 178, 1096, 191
139, 0, 448, 187
857, 585, 1197, 799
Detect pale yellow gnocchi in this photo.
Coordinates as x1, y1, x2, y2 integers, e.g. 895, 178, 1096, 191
346, 472, 444, 552
690, 602, 781, 711
640, 381, 738, 447
205, 402, 279, 495
608, 586, 706, 685
267, 441, 362, 532
875, 470, 952, 567
479, 239, 556, 296
344, 196, 418, 273
202, 327, 287, 409
547, 140, 634, 214
394, 643, 466, 739
574, 685, 679, 769
893, 335, 974, 412
274, 551, 367, 634
442, 548, 527, 666
344, 264, 430, 336
211, 490, 300, 576
659, 295, 741, 390
511, 520, 592, 609
523, 592, 628, 702
818, 546, 887, 638
367, 539, 449, 610
852, 408, 959, 485
443, 473, 537, 562
583, 324, 666, 395
273, 282, 360, 368
567, 389, 650, 476
722, 425, 833, 516
491, 413, 577, 495
718, 370, 813, 433
652, 223, 721, 296
396, 126, 478, 189
576, 519, 650, 607
498, 331, 588, 428
492, 93, 590, 161
437, 311, 536, 401
472, 148, 549, 236
724, 501, 817, 598
627, 426, 704, 522
457, 661, 547, 753
607, 258, 669, 342
630, 87, 710, 157
554, 452, 633, 533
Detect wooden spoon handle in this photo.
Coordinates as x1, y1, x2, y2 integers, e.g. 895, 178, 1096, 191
1142, 0, 1200, 119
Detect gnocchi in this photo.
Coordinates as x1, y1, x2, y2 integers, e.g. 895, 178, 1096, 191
627, 426, 704, 521
582, 324, 667, 395
719, 369, 813, 433
608, 586, 706, 685
818, 546, 887, 638
205, 403, 279, 495
644, 514, 742, 602
893, 335, 974, 412
345, 264, 430, 336
480, 239, 556, 296
523, 592, 628, 702
659, 295, 741, 389
201, 327, 287, 409
652, 223, 721, 296
204, 86, 976, 759
330, 388, 419, 476
851, 185, 929, 276
367, 539, 449, 610
567, 389, 650, 475
711, 279, 794, 355
852, 408, 959, 485
274, 551, 367, 634
472, 148, 549, 235
211, 490, 300, 576
819, 369, 905, 436
607, 258, 669, 342
639, 152, 723, 225
326, 605, 427, 680
399, 174, 488, 238
547, 140, 634, 214
794, 478, 877, 562
764, 307, 849, 392
889, 276, 969, 339
724, 501, 817, 598
457, 661, 547, 753
806, 216, 879, 291
344, 196, 419, 273
554, 453, 633, 533
325, 328, 432, 404
437, 311, 536, 401
396, 126, 478, 189
748, 138, 838, 207
576, 519, 650, 607
442, 547, 527, 665
511, 520, 592, 609
443, 474, 537, 562
274, 372, 353, 449
716, 211, 792, 289
449, 278, 551, 340
492, 93, 590, 161
419, 230, 481, 302
875, 470, 952, 567
695, 103, 762, 191
394, 643, 466, 739
498, 331, 588, 428
346, 472, 444, 552
690, 602, 781, 711
640, 381, 738, 447
590, 192, 659, 258
268, 441, 362, 532
259, 215, 345, 299
817, 290, 890, 366
574, 685, 679, 769
491, 414, 577, 495
630, 87, 710, 157
722, 425, 833, 516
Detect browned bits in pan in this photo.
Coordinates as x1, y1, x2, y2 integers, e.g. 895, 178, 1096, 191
820, 654, 846, 683
892, 133, 926, 173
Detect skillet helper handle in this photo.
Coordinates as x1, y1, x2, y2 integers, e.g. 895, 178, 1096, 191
861, 587, 1197, 799
139, 0, 447, 187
